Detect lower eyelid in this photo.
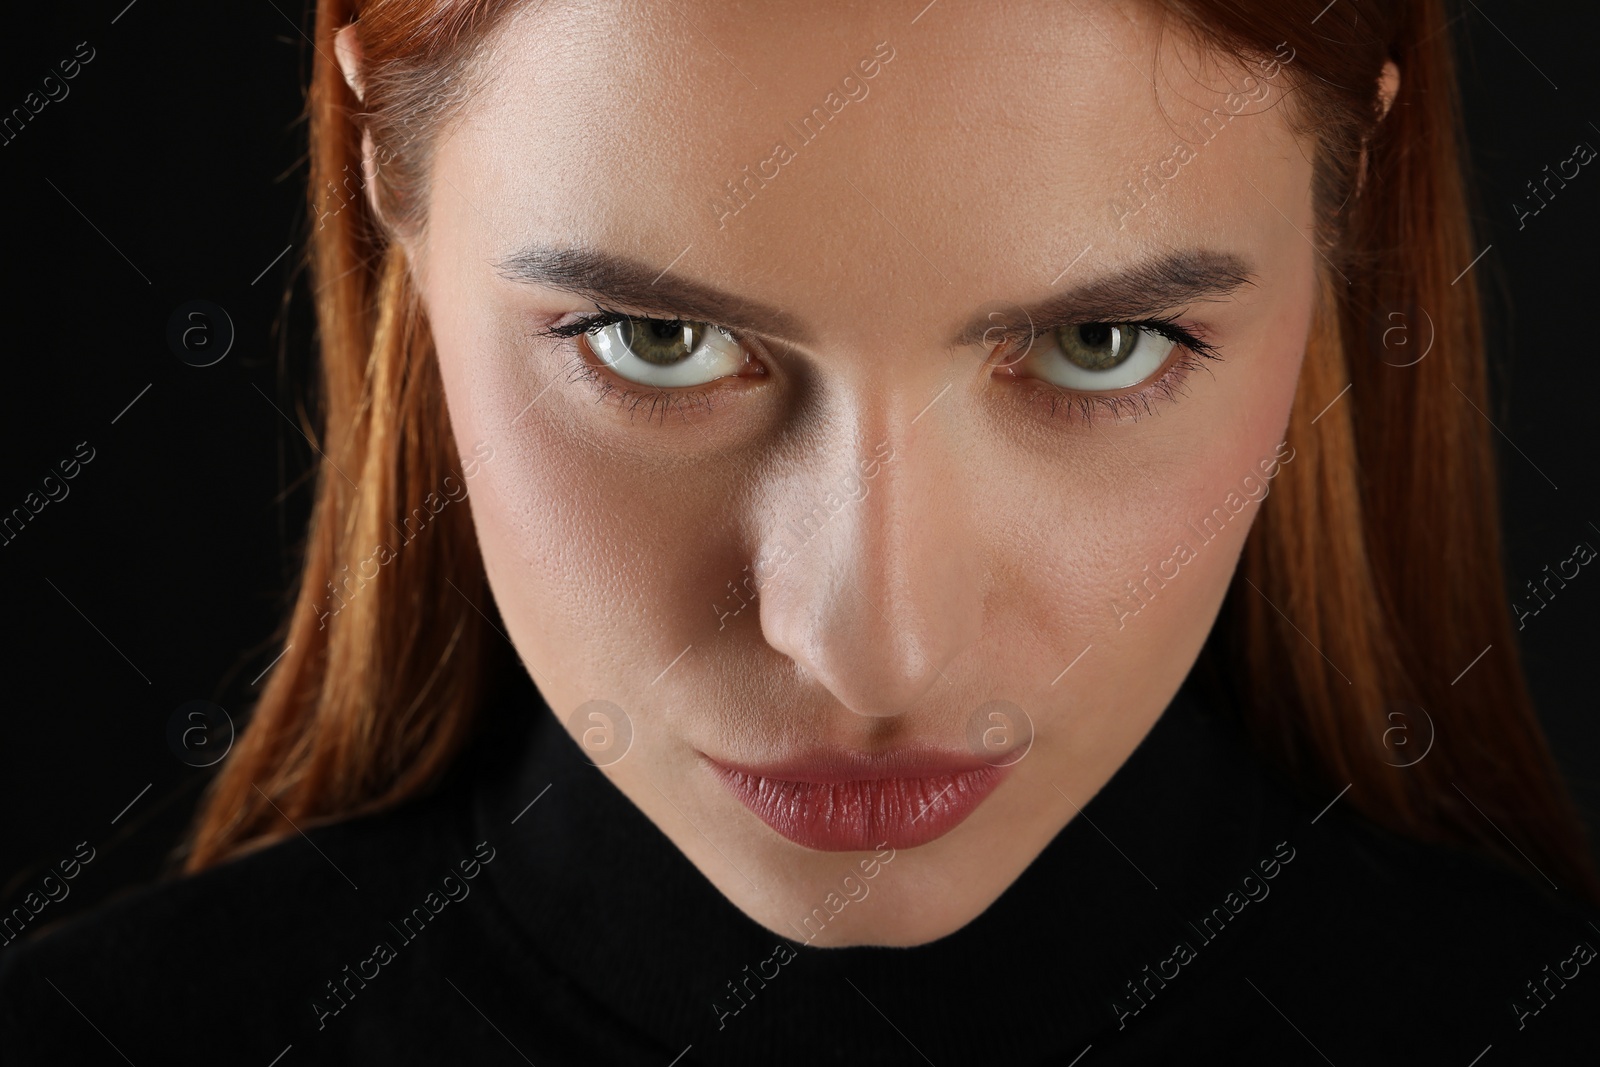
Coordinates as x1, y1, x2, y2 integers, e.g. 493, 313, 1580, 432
551, 326, 1212, 428
561, 345, 724, 424
1005, 350, 1211, 426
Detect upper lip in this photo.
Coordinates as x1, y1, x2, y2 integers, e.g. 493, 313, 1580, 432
700, 745, 997, 784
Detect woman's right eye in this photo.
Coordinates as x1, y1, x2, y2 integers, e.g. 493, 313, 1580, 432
586, 316, 749, 388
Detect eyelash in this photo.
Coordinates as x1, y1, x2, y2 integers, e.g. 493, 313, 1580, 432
540, 308, 726, 423
535, 306, 1222, 427
998, 316, 1220, 425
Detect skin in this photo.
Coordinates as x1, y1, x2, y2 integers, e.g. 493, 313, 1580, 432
344, 0, 1323, 946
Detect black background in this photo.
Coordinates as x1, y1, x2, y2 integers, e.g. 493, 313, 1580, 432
2, 1, 1597, 931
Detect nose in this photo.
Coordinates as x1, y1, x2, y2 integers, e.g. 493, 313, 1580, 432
757, 409, 985, 719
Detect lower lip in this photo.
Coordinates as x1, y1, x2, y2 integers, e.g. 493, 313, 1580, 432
705, 760, 1011, 852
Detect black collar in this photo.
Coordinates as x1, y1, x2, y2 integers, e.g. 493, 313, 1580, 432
468, 677, 1296, 1063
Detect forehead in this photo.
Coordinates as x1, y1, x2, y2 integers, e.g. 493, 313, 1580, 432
425, 0, 1308, 333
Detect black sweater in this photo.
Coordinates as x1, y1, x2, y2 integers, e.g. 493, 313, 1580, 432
2, 678, 1596, 1065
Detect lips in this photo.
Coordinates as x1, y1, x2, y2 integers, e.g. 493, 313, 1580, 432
704, 750, 1011, 852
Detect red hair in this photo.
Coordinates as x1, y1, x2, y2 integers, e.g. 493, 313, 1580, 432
183, 0, 1598, 901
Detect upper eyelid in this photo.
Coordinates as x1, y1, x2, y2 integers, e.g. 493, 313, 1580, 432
552, 307, 1210, 343
996, 317, 1218, 355
541, 306, 737, 341
1030, 313, 1204, 336
542, 308, 1222, 382
568, 304, 708, 328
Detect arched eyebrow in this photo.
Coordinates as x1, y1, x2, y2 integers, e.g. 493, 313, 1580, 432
951, 249, 1256, 346
496, 245, 814, 344
495, 245, 1254, 347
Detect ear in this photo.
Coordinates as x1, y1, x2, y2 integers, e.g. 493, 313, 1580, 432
1376, 60, 1400, 121
334, 23, 365, 103
332, 23, 389, 231
1354, 60, 1402, 199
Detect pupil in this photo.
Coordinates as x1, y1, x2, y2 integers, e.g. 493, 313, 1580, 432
621, 317, 697, 366
1078, 323, 1113, 349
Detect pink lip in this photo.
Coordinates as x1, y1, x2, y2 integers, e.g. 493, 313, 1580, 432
703, 748, 1012, 852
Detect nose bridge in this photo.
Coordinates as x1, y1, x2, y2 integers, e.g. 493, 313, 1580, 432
757, 399, 984, 718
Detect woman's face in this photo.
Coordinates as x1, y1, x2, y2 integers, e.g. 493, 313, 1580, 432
407, 0, 1315, 946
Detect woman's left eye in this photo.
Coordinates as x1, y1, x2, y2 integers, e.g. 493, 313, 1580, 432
586, 316, 748, 387
1008, 323, 1178, 391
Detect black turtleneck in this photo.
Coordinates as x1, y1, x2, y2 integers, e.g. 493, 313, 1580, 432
2, 674, 1596, 1065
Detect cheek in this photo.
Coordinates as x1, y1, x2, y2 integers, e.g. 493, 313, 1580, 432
985, 279, 1312, 691
427, 301, 739, 705
423, 234, 750, 680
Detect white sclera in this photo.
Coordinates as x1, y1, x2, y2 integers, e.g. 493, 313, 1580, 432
1026, 326, 1177, 391
588, 320, 746, 388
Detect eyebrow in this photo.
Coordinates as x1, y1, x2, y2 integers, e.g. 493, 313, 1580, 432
952, 249, 1255, 346
494, 245, 1254, 347
496, 245, 815, 344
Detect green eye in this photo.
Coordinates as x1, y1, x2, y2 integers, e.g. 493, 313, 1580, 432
1016, 323, 1177, 390
1057, 323, 1137, 371
617, 318, 708, 366
588, 316, 747, 386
